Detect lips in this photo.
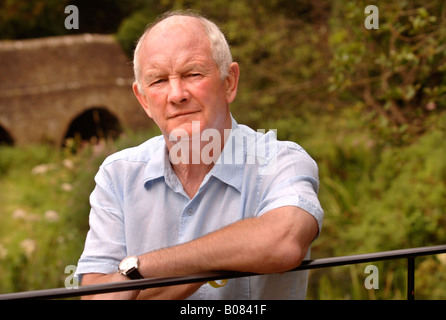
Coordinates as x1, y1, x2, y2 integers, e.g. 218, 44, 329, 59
167, 110, 201, 119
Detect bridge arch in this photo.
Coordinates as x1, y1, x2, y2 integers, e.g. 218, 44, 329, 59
0, 124, 14, 146
62, 107, 123, 145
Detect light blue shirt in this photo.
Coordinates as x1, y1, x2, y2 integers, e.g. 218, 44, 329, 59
76, 116, 324, 299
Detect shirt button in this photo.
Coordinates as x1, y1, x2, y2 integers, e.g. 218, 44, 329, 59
186, 208, 194, 216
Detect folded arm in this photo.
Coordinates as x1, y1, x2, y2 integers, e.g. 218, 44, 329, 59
81, 205, 318, 300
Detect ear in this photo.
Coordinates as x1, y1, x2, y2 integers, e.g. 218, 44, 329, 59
225, 62, 240, 104
132, 82, 153, 119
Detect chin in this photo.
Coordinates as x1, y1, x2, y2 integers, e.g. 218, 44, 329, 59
168, 119, 207, 140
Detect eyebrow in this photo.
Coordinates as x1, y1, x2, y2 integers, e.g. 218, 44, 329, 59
143, 71, 166, 83
182, 63, 209, 73
143, 63, 210, 83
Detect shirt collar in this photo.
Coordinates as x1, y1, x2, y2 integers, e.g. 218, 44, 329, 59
143, 114, 245, 193
143, 138, 168, 183
208, 115, 244, 192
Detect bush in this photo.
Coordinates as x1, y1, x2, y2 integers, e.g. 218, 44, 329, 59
0, 129, 158, 294
328, 0, 446, 142
295, 110, 446, 299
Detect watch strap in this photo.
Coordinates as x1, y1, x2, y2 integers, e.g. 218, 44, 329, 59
127, 268, 143, 280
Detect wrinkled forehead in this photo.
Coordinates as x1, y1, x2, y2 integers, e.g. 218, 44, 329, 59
137, 16, 212, 68
145, 16, 209, 50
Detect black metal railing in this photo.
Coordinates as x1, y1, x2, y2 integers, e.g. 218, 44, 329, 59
1, 244, 446, 300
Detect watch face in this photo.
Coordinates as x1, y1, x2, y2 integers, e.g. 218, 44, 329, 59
119, 256, 138, 271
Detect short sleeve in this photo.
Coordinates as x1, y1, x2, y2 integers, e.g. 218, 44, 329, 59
255, 142, 324, 235
75, 165, 127, 281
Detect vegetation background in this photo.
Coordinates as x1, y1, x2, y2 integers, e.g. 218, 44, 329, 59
0, 0, 445, 299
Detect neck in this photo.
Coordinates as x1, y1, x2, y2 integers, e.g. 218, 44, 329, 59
167, 114, 232, 198
169, 134, 224, 198
171, 161, 213, 198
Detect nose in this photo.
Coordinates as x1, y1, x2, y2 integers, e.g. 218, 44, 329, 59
167, 78, 189, 104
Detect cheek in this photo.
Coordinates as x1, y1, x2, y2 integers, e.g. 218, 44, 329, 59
144, 91, 165, 113
193, 80, 226, 104
146, 87, 165, 102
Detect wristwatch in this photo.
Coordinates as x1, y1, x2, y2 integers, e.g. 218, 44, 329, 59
118, 256, 143, 280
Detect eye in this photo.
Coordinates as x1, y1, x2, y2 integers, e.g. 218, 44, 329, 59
151, 79, 166, 86
187, 73, 202, 78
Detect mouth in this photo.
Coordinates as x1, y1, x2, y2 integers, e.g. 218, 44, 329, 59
167, 110, 201, 119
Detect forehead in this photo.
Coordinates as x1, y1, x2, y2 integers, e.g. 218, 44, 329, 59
149, 15, 205, 38
139, 16, 212, 69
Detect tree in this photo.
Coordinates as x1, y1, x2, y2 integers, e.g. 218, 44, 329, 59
0, 0, 68, 39
116, 0, 332, 127
0, 0, 145, 39
329, 1, 446, 143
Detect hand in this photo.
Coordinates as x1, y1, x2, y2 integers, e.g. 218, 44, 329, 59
81, 272, 140, 300
137, 282, 205, 300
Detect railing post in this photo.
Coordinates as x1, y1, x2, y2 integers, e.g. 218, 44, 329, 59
407, 257, 415, 300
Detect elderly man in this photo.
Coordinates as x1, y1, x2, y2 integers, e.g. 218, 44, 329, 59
75, 11, 323, 300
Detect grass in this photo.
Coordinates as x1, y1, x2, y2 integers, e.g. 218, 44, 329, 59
0, 128, 159, 293
0, 112, 445, 299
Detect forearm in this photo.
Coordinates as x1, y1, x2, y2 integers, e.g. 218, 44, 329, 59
81, 273, 204, 300
138, 206, 317, 278
81, 206, 317, 299
139, 220, 271, 277
136, 283, 205, 300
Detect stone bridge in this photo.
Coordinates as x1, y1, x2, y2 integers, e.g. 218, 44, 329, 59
0, 34, 152, 146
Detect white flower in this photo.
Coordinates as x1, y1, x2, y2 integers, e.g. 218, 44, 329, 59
11, 209, 40, 221
61, 183, 73, 192
62, 159, 75, 170
44, 210, 59, 222
31, 164, 49, 174
437, 253, 446, 266
0, 244, 8, 259
20, 239, 36, 257
12, 208, 27, 220
31, 163, 56, 175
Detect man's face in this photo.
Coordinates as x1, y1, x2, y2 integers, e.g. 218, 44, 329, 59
133, 17, 238, 144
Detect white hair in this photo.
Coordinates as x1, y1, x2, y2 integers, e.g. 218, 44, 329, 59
133, 10, 233, 94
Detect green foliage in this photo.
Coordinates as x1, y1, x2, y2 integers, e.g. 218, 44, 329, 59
0, 129, 158, 293
295, 110, 446, 299
115, 12, 151, 58
0, 0, 68, 39
115, 0, 331, 127
329, 1, 446, 141
0, 143, 81, 292
0, 0, 145, 39
2, 0, 446, 299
